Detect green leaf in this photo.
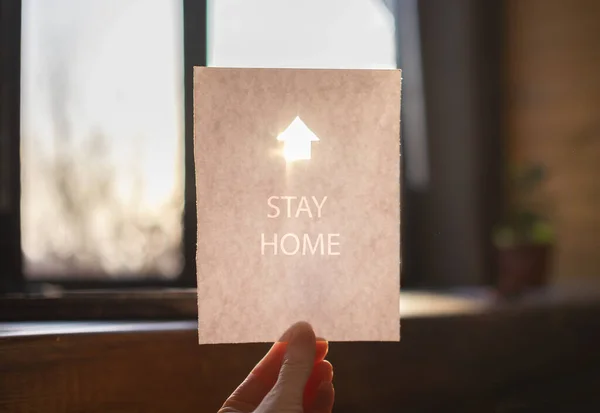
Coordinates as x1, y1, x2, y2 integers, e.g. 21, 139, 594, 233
530, 221, 555, 244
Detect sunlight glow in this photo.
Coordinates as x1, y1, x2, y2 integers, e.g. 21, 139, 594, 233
208, 0, 396, 69
20, 0, 184, 278
277, 116, 319, 162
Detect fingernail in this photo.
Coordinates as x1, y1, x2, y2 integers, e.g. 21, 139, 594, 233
287, 322, 315, 362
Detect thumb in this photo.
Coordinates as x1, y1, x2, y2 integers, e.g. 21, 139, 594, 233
258, 322, 316, 412
278, 322, 316, 396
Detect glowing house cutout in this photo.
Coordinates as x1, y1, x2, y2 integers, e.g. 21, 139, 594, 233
277, 116, 320, 162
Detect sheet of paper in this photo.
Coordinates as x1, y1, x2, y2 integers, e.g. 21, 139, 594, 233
194, 67, 401, 343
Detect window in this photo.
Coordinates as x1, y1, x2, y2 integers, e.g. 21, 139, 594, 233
1, 0, 505, 300
3, 0, 398, 291
20, 0, 185, 280
207, 0, 396, 69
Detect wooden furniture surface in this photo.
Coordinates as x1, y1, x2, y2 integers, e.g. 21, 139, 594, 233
2, 288, 600, 412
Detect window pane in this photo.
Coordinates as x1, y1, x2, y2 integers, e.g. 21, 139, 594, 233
208, 0, 396, 69
20, 0, 184, 279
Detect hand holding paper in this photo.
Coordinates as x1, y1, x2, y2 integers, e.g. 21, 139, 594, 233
220, 322, 334, 413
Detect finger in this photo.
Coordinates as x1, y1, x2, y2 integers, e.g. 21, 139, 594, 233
250, 341, 287, 388
310, 381, 335, 413
221, 324, 327, 412
303, 360, 333, 411
253, 337, 328, 387
267, 322, 317, 405
219, 341, 285, 412
314, 338, 329, 363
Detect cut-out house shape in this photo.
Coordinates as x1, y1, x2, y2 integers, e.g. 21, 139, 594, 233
276, 116, 320, 162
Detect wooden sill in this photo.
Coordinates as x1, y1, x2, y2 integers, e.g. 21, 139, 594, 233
0, 288, 486, 322
2, 280, 600, 322
1, 286, 600, 412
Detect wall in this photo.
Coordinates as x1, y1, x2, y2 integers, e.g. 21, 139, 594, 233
506, 0, 600, 279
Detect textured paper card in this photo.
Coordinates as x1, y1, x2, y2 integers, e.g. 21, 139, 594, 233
194, 67, 401, 344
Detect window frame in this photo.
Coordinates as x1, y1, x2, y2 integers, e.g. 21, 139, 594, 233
0, 0, 206, 293
1, 0, 24, 294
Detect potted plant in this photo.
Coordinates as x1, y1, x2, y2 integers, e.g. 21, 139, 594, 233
493, 164, 555, 297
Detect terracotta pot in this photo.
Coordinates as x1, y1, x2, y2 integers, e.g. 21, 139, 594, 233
496, 244, 552, 297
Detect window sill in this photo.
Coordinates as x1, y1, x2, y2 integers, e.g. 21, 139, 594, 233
1, 287, 600, 412
2, 279, 600, 323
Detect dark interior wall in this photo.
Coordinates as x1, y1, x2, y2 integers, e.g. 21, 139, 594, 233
506, 0, 600, 280
402, 0, 503, 287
